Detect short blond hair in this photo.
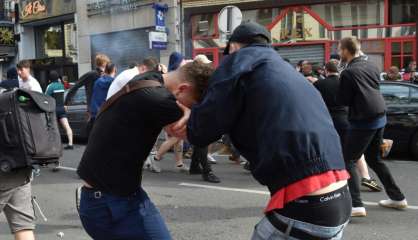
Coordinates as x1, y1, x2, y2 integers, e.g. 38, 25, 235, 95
95, 54, 110, 68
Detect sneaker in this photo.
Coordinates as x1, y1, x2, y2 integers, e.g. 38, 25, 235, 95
143, 157, 152, 170
361, 178, 382, 192
379, 199, 408, 210
207, 154, 217, 164
351, 207, 367, 217
64, 145, 74, 150
243, 161, 251, 171
202, 172, 221, 183
176, 164, 190, 173
149, 157, 161, 173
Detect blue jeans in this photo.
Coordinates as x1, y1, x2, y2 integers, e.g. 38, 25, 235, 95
251, 212, 348, 240
79, 187, 171, 240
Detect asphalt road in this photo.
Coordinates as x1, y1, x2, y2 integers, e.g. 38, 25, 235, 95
1, 145, 418, 240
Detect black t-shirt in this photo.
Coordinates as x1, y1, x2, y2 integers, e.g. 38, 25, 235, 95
314, 75, 349, 130
77, 72, 182, 196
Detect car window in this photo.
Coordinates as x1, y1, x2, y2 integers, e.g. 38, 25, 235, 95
380, 84, 410, 105
410, 87, 418, 104
67, 87, 86, 105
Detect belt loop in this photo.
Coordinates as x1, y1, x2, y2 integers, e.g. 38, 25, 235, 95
284, 220, 294, 239
94, 191, 102, 199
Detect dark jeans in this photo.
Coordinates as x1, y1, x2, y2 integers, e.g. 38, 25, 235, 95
343, 128, 405, 207
79, 187, 171, 240
190, 146, 212, 174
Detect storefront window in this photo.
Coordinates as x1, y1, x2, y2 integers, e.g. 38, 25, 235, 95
35, 22, 78, 61
192, 14, 217, 38
390, 40, 415, 69
0, 0, 14, 21
270, 8, 327, 43
310, 0, 384, 28
242, 8, 281, 26
36, 25, 63, 58
390, 0, 416, 24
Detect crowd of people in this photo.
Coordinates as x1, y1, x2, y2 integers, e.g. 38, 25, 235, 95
0, 21, 411, 240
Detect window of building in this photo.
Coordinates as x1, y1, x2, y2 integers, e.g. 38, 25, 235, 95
390, 0, 416, 24
390, 40, 415, 70
64, 23, 78, 63
242, 8, 281, 26
0, 0, 14, 21
270, 7, 327, 43
192, 14, 217, 39
310, 0, 384, 28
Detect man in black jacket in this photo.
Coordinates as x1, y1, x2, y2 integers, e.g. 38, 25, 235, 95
170, 22, 351, 240
338, 37, 407, 217
0, 67, 19, 90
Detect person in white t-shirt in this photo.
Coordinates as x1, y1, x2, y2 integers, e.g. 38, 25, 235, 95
17, 60, 42, 93
106, 58, 160, 99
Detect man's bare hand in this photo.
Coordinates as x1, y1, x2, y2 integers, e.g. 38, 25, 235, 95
166, 101, 191, 139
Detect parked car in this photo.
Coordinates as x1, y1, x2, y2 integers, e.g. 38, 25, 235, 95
61, 86, 88, 140
380, 82, 418, 159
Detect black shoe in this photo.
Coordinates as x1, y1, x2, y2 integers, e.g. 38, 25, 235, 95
202, 172, 221, 183
361, 178, 382, 192
64, 145, 74, 150
189, 166, 203, 175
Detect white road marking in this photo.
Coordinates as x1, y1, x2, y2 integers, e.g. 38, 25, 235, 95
57, 166, 77, 171
179, 182, 418, 210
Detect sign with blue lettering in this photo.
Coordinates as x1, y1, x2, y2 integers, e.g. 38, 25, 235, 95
149, 31, 168, 50
152, 3, 168, 32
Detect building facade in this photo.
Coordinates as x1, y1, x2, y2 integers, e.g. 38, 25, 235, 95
76, 0, 180, 77
16, 0, 180, 89
0, 0, 17, 80
183, 0, 417, 71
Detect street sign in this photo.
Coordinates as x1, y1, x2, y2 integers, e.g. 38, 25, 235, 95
149, 31, 167, 50
218, 6, 242, 34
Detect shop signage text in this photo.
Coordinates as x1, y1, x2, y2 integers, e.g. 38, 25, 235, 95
21, 0, 47, 19
19, 0, 76, 23
87, 0, 148, 17
279, 27, 313, 41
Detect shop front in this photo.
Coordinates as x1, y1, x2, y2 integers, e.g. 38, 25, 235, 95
0, 0, 16, 79
185, 0, 417, 72
18, 0, 77, 89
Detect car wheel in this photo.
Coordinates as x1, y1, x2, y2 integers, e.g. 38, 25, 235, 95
409, 132, 418, 160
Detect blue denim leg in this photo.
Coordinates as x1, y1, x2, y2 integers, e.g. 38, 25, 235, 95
251, 213, 348, 240
78, 187, 171, 240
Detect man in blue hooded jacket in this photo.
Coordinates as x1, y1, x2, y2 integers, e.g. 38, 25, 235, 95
169, 22, 351, 240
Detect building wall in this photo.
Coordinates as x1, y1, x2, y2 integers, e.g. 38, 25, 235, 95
76, 0, 180, 76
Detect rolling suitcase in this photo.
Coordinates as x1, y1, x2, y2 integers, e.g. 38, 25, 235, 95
0, 89, 62, 172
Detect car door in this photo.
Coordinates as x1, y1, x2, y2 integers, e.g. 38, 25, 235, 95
381, 84, 418, 153
65, 87, 88, 139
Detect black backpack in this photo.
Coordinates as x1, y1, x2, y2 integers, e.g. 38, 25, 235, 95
0, 89, 62, 172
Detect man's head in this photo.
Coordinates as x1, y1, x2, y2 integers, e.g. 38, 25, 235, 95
16, 60, 31, 81
224, 22, 271, 55
325, 62, 339, 76
387, 66, 400, 80
138, 57, 159, 74
105, 63, 117, 78
168, 52, 185, 72
302, 63, 313, 76
6, 67, 18, 80
164, 60, 214, 107
95, 54, 110, 70
409, 61, 417, 72
338, 37, 361, 62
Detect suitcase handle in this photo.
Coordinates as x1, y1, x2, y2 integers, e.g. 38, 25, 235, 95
0, 112, 13, 146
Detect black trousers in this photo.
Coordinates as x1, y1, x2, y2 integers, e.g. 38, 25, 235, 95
190, 146, 212, 174
342, 127, 405, 207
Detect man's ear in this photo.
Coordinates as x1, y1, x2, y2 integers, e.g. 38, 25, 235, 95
178, 83, 191, 92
